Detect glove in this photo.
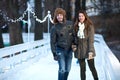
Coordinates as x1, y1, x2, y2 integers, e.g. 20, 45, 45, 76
88, 52, 94, 60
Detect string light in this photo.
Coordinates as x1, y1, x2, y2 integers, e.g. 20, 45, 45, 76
0, 4, 53, 24
0, 9, 28, 23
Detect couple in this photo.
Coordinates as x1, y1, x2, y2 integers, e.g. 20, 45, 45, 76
50, 8, 99, 80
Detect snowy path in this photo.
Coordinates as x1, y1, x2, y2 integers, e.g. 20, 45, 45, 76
1, 33, 106, 80
5, 43, 105, 80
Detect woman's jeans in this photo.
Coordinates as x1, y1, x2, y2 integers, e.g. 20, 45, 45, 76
57, 48, 72, 80
78, 59, 98, 80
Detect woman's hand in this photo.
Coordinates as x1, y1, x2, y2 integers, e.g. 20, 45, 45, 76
88, 52, 94, 60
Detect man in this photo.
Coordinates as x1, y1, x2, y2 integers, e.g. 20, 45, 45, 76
50, 8, 74, 80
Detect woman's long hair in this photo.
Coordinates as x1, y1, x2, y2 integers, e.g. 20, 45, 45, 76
74, 10, 93, 34
53, 8, 66, 24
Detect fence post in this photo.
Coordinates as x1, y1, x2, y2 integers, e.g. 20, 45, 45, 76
47, 11, 50, 37
27, 2, 31, 42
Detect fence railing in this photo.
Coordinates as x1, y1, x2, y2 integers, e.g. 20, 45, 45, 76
0, 39, 50, 79
95, 34, 120, 80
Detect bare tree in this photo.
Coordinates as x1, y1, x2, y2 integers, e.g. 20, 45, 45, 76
74, 0, 86, 22
0, 0, 5, 48
0, 15, 4, 48
34, 0, 43, 40
0, 0, 27, 46
63, 0, 72, 20
0, 29, 4, 48
7, 0, 23, 45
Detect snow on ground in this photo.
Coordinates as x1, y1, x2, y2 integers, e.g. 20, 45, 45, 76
1, 33, 106, 80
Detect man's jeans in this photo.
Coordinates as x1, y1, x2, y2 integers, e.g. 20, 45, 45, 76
57, 48, 73, 80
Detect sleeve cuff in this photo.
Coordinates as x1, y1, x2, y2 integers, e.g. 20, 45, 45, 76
88, 52, 93, 55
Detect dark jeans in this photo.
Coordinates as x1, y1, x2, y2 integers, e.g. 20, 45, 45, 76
57, 48, 72, 80
78, 59, 98, 80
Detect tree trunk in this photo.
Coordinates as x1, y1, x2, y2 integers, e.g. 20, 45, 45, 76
0, 15, 5, 48
74, 0, 86, 22
6, 0, 23, 45
81, 0, 86, 11
64, 0, 72, 20
0, 28, 4, 48
9, 22, 23, 45
34, 0, 43, 40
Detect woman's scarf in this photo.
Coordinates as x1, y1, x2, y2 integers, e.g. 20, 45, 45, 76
77, 22, 85, 39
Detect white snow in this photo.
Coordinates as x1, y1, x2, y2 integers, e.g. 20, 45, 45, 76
0, 33, 110, 80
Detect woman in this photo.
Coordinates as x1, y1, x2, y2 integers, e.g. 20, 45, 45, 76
50, 8, 74, 80
72, 10, 99, 80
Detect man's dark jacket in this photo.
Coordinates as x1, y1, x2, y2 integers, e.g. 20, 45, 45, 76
50, 21, 74, 57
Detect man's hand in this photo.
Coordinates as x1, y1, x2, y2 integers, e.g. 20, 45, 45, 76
54, 56, 58, 61
72, 45, 77, 52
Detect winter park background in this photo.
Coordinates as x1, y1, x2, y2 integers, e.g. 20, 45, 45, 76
0, 0, 120, 80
